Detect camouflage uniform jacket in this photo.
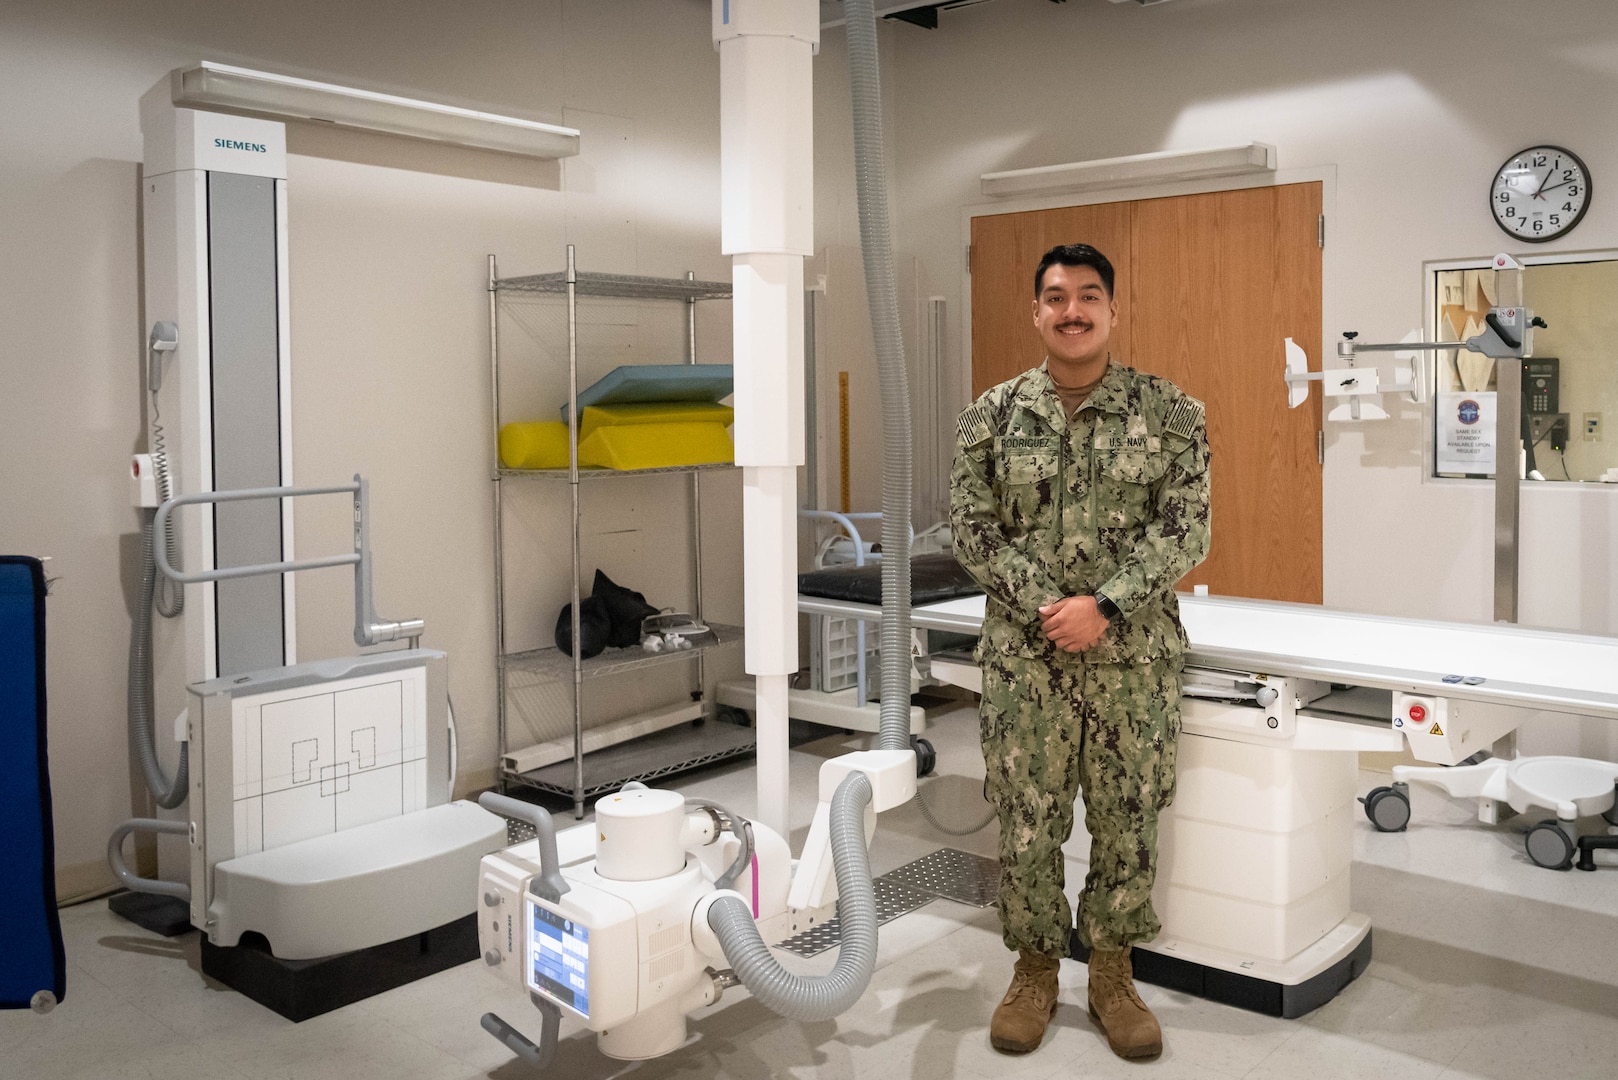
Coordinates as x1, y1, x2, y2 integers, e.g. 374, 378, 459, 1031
950, 360, 1211, 666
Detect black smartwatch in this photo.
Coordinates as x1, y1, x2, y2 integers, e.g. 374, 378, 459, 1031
1094, 593, 1122, 624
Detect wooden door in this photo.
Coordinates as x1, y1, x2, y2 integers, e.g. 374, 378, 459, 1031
968, 183, 1324, 604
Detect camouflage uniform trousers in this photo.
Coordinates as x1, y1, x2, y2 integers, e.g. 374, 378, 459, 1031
980, 648, 1182, 957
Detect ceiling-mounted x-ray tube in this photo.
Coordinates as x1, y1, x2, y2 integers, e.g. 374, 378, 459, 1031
713, 0, 818, 839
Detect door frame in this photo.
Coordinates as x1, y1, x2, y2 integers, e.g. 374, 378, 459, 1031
957, 165, 1339, 602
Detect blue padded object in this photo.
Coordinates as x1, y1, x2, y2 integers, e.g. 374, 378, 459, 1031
560, 364, 734, 421
0, 556, 65, 1010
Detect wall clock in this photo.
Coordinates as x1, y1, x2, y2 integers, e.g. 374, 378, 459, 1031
1491, 145, 1591, 242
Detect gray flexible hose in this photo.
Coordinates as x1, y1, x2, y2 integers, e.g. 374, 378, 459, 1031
129, 508, 188, 808
847, 0, 983, 836
707, 771, 876, 1020
846, 0, 912, 756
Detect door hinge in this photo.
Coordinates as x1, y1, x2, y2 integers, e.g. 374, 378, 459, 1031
1317, 430, 1325, 464
965, 244, 972, 274
1318, 214, 1325, 249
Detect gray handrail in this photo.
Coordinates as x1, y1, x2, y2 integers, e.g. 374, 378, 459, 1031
153, 481, 362, 582
478, 792, 570, 902
153, 475, 424, 646
108, 818, 191, 901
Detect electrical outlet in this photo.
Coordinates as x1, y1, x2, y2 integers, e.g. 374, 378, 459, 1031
1584, 412, 1602, 442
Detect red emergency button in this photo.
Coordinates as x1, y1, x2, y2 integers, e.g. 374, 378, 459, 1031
1408, 704, 1427, 724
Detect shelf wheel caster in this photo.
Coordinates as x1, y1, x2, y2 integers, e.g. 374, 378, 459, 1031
715, 706, 752, 727
1525, 819, 1576, 871
911, 736, 936, 778
1361, 783, 1411, 833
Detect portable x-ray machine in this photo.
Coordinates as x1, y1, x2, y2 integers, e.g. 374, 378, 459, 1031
109, 73, 504, 1020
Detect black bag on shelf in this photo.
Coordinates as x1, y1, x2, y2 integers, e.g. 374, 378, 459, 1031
554, 595, 612, 659
591, 570, 659, 649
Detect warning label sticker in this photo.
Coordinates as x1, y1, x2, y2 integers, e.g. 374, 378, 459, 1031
1428, 722, 1444, 736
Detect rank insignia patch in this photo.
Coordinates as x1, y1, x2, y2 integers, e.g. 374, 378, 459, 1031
1164, 398, 1204, 440
957, 403, 993, 447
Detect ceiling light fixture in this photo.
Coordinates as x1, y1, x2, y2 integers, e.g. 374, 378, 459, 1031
167, 61, 580, 160
980, 142, 1276, 198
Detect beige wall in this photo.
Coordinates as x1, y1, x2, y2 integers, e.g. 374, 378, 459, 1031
0, 0, 745, 896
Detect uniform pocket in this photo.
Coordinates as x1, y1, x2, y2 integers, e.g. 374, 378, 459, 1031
1005, 452, 1059, 485
1000, 451, 1059, 530
1102, 450, 1167, 485
1098, 450, 1168, 525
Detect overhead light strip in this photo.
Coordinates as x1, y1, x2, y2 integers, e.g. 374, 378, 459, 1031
981, 142, 1277, 198
170, 61, 580, 160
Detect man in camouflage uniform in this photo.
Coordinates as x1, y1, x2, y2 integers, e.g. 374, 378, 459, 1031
950, 244, 1210, 1058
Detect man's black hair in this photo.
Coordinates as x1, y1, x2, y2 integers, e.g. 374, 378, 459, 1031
1034, 243, 1114, 297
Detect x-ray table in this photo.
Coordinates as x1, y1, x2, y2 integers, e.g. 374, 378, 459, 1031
796, 590, 1618, 1016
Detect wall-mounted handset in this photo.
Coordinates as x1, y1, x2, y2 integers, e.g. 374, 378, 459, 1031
147, 321, 179, 392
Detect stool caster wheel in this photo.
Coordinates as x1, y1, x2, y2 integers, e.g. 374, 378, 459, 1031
1361, 785, 1410, 833
911, 736, 936, 778
1525, 820, 1575, 870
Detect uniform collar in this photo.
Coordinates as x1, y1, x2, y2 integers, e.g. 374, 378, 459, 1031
1081, 360, 1134, 417
1013, 365, 1068, 431
1023, 358, 1132, 421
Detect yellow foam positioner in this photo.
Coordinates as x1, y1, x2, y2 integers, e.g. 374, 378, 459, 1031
577, 422, 734, 470
498, 421, 571, 470
578, 402, 735, 441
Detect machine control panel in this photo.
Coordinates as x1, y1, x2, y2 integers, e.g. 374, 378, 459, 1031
1393, 692, 1521, 767
476, 852, 530, 991
525, 901, 591, 1018
476, 847, 640, 1032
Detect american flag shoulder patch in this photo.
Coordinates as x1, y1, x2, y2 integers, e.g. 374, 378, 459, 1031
957, 403, 994, 447
1164, 397, 1204, 440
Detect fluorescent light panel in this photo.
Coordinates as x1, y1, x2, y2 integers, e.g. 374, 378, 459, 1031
171, 61, 579, 160
981, 142, 1276, 198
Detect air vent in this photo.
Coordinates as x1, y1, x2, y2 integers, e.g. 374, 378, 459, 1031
649, 924, 686, 956
649, 951, 686, 982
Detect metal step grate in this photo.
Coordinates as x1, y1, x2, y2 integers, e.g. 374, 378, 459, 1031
771, 848, 1000, 958
880, 847, 1000, 908
772, 877, 936, 958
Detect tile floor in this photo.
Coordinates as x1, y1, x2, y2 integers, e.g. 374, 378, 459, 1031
7, 704, 1618, 1079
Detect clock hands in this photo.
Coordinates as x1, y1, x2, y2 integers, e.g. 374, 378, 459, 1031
1533, 179, 1577, 198
1530, 165, 1554, 200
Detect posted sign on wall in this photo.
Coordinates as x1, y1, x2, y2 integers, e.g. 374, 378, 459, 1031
1436, 391, 1496, 475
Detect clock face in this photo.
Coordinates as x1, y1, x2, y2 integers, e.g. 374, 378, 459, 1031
1491, 146, 1591, 242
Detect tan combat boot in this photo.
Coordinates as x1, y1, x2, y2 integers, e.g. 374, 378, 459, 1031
989, 950, 1061, 1053
1086, 947, 1162, 1058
